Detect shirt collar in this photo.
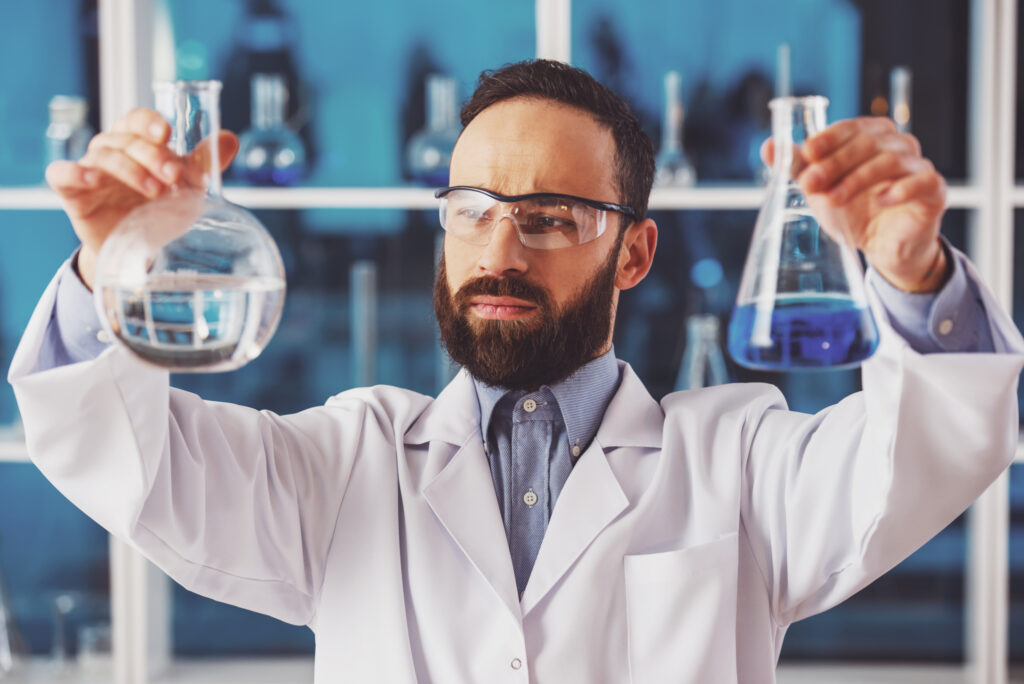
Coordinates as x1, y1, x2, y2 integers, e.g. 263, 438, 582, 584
472, 348, 621, 454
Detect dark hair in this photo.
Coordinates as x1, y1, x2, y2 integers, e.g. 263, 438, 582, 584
460, 59, 655, 224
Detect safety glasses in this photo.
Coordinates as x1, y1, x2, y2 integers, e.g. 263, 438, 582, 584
435, 186, 636, 250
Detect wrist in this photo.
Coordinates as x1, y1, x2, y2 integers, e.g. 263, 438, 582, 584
877, 238, 949, 294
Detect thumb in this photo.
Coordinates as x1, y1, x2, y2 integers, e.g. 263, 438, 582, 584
218, 130, 239, 171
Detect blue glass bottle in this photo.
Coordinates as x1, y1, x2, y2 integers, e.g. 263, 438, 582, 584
45, 95, 93, 166
728, 96, 879, 371
234, 73, 307, 185
407, 74, 460, 187
653, 70, 696, 188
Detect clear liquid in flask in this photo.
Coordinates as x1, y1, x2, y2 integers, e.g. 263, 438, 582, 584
107, 273, 285, 371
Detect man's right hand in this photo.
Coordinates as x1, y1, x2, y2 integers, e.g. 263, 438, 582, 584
45, 108, 239, 290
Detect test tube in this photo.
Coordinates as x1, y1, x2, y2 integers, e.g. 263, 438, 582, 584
350, 261, 378, 387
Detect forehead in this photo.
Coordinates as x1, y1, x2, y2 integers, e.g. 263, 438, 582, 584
450, 97, 620, 203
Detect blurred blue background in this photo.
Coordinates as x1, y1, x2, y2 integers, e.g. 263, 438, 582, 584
1, 0, 1022, 666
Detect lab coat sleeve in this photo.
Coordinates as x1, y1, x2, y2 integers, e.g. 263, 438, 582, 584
738, 251, 1024, 627
8, 266, 391, 626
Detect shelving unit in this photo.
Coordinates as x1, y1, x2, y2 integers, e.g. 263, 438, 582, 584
1, 0, 1020, 682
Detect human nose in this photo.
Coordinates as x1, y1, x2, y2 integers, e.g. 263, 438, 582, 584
475, 215, 529, 277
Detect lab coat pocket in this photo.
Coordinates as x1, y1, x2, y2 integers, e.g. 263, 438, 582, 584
624, 532, 739, 684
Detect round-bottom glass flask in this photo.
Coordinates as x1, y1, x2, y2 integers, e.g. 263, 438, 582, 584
94, 81, 286, 372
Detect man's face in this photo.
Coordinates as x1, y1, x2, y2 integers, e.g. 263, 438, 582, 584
434, 97, 628, 389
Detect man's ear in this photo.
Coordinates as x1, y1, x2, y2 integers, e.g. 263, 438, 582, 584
615, 218, 657, 290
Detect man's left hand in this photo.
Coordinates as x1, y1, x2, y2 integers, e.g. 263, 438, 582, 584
763, 117, 948, 293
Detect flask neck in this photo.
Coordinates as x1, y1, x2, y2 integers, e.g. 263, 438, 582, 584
769, 95, 828, 181
661, 71, 684, 152
154, 80, 224, 198
251, 73, 288, 130
426, 75, 458, 132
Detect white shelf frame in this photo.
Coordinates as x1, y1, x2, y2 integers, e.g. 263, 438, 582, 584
1, 0, 1019, 681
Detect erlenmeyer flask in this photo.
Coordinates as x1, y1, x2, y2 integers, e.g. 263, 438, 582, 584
407, 74, 460, 186
727, 95, 879, 370
94, 81, 286, 372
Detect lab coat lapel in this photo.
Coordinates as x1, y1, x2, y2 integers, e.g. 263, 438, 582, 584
519, 438, 628, 614
417, 371, 521, 623
519, 363, 662, 615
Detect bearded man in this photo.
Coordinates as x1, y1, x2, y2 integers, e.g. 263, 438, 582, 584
10, 60, 1024, 682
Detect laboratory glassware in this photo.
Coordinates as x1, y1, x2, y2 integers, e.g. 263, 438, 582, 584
407, 74, 460, 186
675, 314, 728, 390
653, 71, 696, 188
45, 96, 93, 165
235, 73, 308, 185
890, 66, 911, 133
94, 80, 286, 372
728, 95, 879, 370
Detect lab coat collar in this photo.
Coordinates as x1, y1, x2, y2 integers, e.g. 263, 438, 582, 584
407, 360, 663, 451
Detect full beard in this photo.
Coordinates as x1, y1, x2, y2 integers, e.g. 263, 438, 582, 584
433, 240, 621, 391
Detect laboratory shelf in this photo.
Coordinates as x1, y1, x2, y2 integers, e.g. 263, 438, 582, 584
0, 182, 984, 212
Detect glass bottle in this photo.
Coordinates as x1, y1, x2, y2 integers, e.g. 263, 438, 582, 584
675, 314, 728, 391
890, 66, 912, 133
407, 74, 460, 187
654, 70, 696, 188
728, 95, 879, 370
45, 95, 93, 165
94, 81, 286, 372
235, 73, 308, 185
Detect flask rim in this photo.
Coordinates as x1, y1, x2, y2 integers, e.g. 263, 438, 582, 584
768, 94, 829, 110
152, 80, 223, 94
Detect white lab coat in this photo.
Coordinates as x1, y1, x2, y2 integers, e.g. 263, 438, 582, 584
8, 260, 1024, 684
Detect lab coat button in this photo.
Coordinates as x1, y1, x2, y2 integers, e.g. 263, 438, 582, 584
510, 658, 522, 670
523, 489, 538, 507
571, 445, 581, 458
938, 318, 954, 336
523, 398, 537, 412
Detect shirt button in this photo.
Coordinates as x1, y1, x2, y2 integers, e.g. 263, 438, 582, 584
937, 318, 954, 336
523, 398, 537, 413
523, 489, 538, 507
96, 329, 112, 344
511, 658, 522, 670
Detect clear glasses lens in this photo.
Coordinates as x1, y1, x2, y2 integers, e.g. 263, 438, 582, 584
439, 189, 607, 249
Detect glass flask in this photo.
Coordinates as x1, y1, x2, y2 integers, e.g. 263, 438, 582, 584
407, 74, 460, 187
94, 81, 286, 372
727, 95, 879, 371
234, 73, 308, 185
654, 71, 696, 188
675, 314, 728, 391
890, 66, 912, 133
45, 95, 94, 165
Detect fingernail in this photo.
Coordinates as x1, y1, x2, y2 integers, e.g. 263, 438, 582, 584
83, 170, 98, 185
162, 161, 178, 180
149, 122, 165, 139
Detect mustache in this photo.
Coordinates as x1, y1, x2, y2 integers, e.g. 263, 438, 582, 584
453, 276, 552, 312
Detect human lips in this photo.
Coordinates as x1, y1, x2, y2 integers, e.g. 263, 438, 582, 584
468, 296, 538, 320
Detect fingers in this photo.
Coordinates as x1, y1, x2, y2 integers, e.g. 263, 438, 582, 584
45, 161, 99, 193
800, 130, 921, 197
804, 116, 907, 161
87, 132, 182, 184
111, 107, 170, 143
761, 138, 774, 167
81, 145, 167, 199
877, 169, 947, 209
814, 152, 932, 206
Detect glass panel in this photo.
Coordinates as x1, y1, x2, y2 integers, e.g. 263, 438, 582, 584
1015, 210, 1024, 427
1012, 464, 1024, 668
572, 0, 969, 183
161, 0, 534, 188
0, 463, 110, 659
0, 0, 99, 185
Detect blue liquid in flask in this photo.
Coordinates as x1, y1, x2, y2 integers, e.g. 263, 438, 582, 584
728, 294, 879, 370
